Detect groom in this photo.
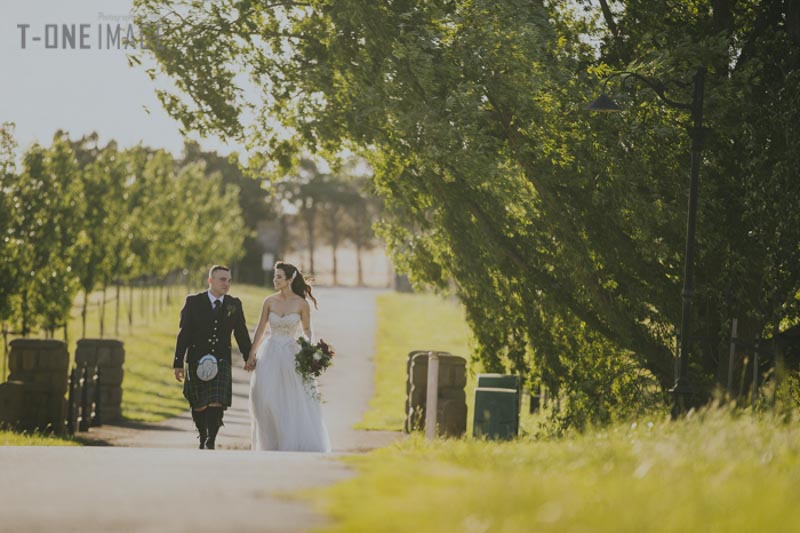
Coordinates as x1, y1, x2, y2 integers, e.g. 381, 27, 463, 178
173, 265, 252, 449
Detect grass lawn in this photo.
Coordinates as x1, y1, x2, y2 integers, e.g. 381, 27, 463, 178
314, 410, 800, 532
355, 292, 475, 431
0, 429, 81, 446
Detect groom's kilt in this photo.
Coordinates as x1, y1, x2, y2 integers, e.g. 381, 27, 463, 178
183, 359, 232, 408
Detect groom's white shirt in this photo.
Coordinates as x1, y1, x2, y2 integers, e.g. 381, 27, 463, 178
207, 291, 225, 307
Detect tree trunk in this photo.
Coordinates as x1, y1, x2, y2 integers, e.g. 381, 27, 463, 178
21, 293, 28, 337
2, 323, 8, 383
139, 279, 146, 320
304, 204, 317, 274
356, 241, 364, 286
330, 209, 339, 286
151, 278, 157, 318
279, 214, 289, 260
100, 285, 107, 338
128, 282, 134, 333
115, 282, 121, 337
82, 290, 88, 339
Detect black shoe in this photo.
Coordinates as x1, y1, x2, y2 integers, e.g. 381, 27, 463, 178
206, 406, 224, 450
191, 409, 208, 449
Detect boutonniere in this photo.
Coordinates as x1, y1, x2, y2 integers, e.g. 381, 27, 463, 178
224, 303, 236, 318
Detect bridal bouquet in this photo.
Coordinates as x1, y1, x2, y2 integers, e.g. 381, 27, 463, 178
295, 337, 335, 390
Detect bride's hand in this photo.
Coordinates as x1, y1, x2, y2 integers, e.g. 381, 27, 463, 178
245, 357, 257, 372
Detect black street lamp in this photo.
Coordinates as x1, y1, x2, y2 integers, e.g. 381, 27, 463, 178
586, 66, 708, 417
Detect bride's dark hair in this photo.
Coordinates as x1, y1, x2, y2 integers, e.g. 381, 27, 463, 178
275, 261, 318, 309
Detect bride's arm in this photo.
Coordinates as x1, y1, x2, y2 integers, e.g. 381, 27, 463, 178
248, 298, 272, 360
300, 300, 312, 342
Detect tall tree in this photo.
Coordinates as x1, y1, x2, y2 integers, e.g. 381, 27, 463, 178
10, 134, 83, 335
0, 124, 20, 327
71, 136, 128, 337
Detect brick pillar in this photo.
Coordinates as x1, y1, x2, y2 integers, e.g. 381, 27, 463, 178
75, 339, 124, 422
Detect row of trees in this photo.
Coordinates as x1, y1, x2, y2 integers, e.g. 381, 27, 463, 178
0, 126, 246, 338
182, 142, 383, 287
134, 0, 800, 427
274, 157, 383, 285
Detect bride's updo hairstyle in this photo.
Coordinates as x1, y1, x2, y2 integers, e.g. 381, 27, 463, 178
275, 261, 318, 309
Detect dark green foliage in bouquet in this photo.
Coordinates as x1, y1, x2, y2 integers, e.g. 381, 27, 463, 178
295, 337, 335, 386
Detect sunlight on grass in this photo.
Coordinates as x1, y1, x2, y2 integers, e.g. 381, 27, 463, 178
355, 292, 474, 431
0, 429, 80, 447
313, 409, 800, 532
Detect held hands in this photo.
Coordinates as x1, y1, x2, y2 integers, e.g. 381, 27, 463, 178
244, 355, 257, 372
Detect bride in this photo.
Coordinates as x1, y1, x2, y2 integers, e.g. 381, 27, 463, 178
245, 261, 331, 452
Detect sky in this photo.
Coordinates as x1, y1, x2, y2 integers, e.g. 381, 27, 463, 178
0, 0, 238, 157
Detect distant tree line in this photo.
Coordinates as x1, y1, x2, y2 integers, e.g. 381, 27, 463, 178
271, 156, 383, 286
0, 125, 383, 343
182, 143, 383, 286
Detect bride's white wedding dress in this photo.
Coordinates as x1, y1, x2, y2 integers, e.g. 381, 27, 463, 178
249, 312, 331, 452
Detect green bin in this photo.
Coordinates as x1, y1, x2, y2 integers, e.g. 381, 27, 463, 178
473, 387, 518, 440
472, 374, 522, 436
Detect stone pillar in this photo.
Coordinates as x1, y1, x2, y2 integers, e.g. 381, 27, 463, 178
405, 351, 467, 437
1, 339, 69, 433
75, 339, 124, 422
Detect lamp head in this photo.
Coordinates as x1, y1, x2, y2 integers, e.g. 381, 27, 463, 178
585, 93, 623, 112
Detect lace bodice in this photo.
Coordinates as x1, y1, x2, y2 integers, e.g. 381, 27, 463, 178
269, 312, 301, 338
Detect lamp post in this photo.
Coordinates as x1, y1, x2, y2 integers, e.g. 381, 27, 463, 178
586, 66, 707, 417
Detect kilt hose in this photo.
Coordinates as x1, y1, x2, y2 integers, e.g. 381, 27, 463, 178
183, 359, 233, 409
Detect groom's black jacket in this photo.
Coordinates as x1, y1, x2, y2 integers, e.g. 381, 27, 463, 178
173, 291, 252, 369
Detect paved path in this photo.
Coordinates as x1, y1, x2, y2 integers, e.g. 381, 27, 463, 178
0, 287, 402, 532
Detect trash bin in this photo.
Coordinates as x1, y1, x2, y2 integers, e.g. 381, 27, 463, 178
473, 387, 518, 440
472, 373, 520, 440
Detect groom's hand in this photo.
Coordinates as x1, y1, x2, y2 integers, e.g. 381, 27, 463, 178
174, 368, 185, 382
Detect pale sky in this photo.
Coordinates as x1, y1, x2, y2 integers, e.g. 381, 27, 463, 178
0, 0, 239, 156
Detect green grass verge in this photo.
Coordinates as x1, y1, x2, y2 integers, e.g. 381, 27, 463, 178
0, 429, 81, 446
313, 410, 800, 532
355, 292, 474, 431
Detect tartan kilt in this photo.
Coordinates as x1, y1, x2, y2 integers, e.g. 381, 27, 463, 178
183, 359, 232, 408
